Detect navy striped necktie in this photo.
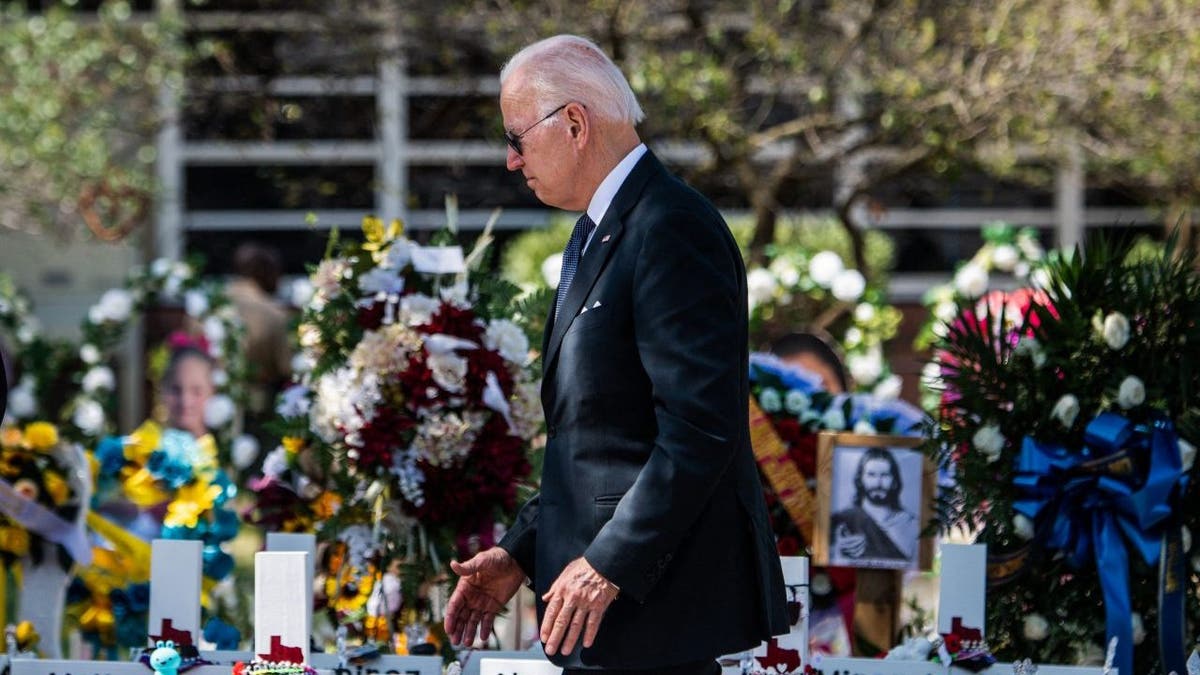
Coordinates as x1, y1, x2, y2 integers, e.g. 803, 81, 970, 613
555, 213, 597, 321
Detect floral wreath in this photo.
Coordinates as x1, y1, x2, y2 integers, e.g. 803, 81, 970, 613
0, 421, 89, 568
0, 259, 248, 450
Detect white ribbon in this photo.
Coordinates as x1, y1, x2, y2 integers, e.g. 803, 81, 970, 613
0, 478, 92, 565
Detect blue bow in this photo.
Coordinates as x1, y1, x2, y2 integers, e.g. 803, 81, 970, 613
1013, 412, 1186, 675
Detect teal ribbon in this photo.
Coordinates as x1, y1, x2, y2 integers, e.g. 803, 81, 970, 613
1013, 412, 1186, 675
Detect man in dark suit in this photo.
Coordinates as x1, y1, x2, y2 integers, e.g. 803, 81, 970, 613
443, 34, 788, 673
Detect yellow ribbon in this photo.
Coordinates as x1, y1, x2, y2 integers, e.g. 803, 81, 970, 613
748, 397, 818, 543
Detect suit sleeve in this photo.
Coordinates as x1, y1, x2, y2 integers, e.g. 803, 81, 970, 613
497, 493, 539, 580
583, 207, 745, 602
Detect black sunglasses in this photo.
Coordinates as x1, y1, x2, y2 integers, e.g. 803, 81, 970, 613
504, 102, 571, 156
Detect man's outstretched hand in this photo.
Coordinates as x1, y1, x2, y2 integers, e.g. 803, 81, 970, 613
540, 557, 619, 657
444, 547, 526, 646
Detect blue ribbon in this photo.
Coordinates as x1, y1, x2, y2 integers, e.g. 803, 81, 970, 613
1013, 412, 1186, 675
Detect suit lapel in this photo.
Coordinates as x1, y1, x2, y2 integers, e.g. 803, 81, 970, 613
541, 151, 663, 380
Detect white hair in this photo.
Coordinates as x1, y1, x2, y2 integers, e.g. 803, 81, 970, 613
500, 34, 645, 125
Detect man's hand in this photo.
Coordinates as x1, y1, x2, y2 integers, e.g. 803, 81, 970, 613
834, 523, 866, 558
444, 547, 526, 646
540, 557, 619, 656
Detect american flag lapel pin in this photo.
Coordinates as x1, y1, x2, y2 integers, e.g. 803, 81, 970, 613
601, 234, 611, 243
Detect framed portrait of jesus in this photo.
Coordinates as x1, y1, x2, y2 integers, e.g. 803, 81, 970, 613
812, 432, 935, 571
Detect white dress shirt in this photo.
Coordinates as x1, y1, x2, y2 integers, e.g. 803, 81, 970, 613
581, 143, 647, 256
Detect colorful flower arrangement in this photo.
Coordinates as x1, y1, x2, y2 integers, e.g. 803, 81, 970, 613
0, 260, 248, 449
0, 421, 86, 565
926, 233, 1200, 675
252, 215, 542, 648
91, 420, 240, 580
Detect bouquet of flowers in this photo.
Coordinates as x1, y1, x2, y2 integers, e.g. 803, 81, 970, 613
251, 214, 542, 648
0, 421, 88, 567
926, 233, 1200, 675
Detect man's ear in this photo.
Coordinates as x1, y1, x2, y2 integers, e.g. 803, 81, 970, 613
565, 102, 588, 144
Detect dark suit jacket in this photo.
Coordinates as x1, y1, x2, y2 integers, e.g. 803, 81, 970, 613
498, 151, 789, 669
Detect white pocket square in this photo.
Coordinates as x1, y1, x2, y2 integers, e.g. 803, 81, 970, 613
579, 300, 602, 316
592, 300, 602, 308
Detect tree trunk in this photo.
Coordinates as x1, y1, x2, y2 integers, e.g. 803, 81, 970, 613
836, 197, 870, 277
748, 195, 778, 267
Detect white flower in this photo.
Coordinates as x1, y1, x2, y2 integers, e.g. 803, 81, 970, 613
992, 244, 1019, 272
1180, 437, 1196, 472
1014, 261, 1031, 278
440, 279, 470, 307
14, 317, 36, 344
831, 269, 866, 302
1014, 337, 1047, 368
82, 366, 116, 393
276, 385, 312, 418
412, 412, 478, 467
1117, 375, 1145, 409
1013, 513, 1035, 541
541, 252, 564, 289
933, 301, 958, 325
1023, 614, 1049, 641
758, 388, 782, 413
843, 327, 864, 348
288, 278, 314, 308
847, 348, 883, 385
809, 251, 844, 287
184, 290, 209, 317
1052, 394, 1080, 428
261, 447, 288, 478
80, 343, 101, 365
784, 390, 811, 415
1031, 267, 1053, 290
203, 394, 236, 428
853, 420, 877, 435
746, 268, 778, 308
212, 369, 229, 387
854, 303, 876, 323
1018, 233, 1044, 261
8, 377, 36, 418
972, 424, 1006, 463
1130, 612, 1145, 645
1101, 312, 1130, 350
231, 434, 260, 470
399, 293, 440, 326
774, 263, 800, 287
203, 315, 227, 344
291, 351, 316, 374
72, 399, 105, 435
921, 361, 942, 387
310, 368, 374, 443
873, 374, 902, 401
821, 407, 847, 430
358, 266, 405, 296
97, 289, 134, 323
485, 319, 530, 364
151, 258, 172, 278
428, 351, 468, 393
954, 262, 988, 298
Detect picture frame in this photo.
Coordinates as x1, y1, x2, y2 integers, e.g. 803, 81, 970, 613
813, 432, 935, 571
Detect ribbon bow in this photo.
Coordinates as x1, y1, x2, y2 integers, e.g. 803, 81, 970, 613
1013, 412, 1187, 675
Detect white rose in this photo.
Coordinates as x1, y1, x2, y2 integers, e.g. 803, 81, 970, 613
1101, 312, 1130, 350
72, 399, 106, 435
1013, 513, 1035, 541
775, 264, 800, 287
954, 263, 988, 298
97, 288, 133, 323
854, 303, 876, 323
203, 315, 227, 343
843, 327, 864, 348
541, 252, 564, 289
746, 268, 778, 308
80, 343, 101, 365
853, 420, 877, 435
203, 394, 236, 428
758, 388, 782, 413
428, 351, 468, 393
1023, 614, 1049, 641
231, 434, 260, 470
873, 374, 902, 401
992, 244, 1019, 272
82, 366, 116, 393
184, 290, 209, 317
809, 251, 844, 287
485, 319, 530, 364
261, 447, 288, 478
821, 408, 847, 430
1052, 394, 1080, 428
289, 278, 314, 308
211, 369, 230, 387
1117, 375, 1145, 409
150, 258, 172, 278
847, 348, 883, 385
8, 377, 36, 418
1180, 437, 1196, 472
972, 424, 1006, 463
399, 293, 440, 326
291, 351, 316, 375
831, 269, 866, 302
784, 390, 811, 415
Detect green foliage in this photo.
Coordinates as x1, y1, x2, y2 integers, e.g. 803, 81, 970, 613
0, 1, 189, 239
500, 217, 574, 290
926, 230, 1200, 671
